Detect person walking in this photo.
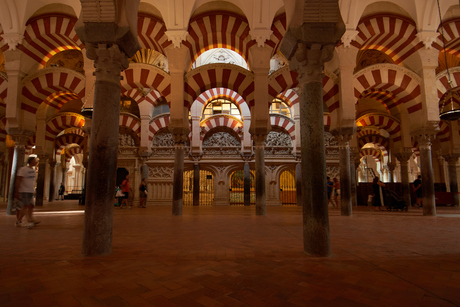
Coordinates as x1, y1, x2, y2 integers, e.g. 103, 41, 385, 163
372, 176, 386, 211
57, 182, 65, 200
413, 175, 422, 207
13, 156, 40, 228
333, 177, 340, 208
326, 177, 335, 208
139, 178, 148, 208
120, 174, 132, 209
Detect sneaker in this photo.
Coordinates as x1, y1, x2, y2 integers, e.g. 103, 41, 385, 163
22, 222, 34, 229
15, 221, 22, 227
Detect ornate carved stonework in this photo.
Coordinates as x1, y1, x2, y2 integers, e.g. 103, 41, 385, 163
119, 133, 136, 147
265, 131, 292, 147
149, 166, 174, 179
203, 132, 240, 147
46, 50, 85, 74
152, 131, 175, 147
326, 165, 340, 179
203, 147, 240, 156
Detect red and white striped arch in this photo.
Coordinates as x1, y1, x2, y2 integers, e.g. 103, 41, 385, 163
351, 14, 423, 64
120, 114, 141, 136
55, 133, 85, 154
200, 115, 243, 141
44, 91, 81, 111
193, 87, 249, 115
122, 88, 163, 106
356, 114, 401, 142
65, 146, 83, 162
22, 68, 85, 114
183, 12, 256, 63
137, 14, 172, 54
45, 113, 85, 142
437, 68, 460, 102
357, 127, 382, 138
122, 64, 171, 105
0, 74, 7, 107
0, 117, 6, 143
437, 121, 451, 143
270, 114, 295, 140
323, 72, 340, 113
354, 64, 422, 114
265, 14, 286, 56
324, 114, 331, 127
17, 14, 82, 66
0, 25, 7, 51
185, 64, 254, 108
433, 19, 460, 56
277, 89, 299, 107
358, 89, 397, 113
358, 134, 389, 157
63, 127, 85, 137
360, 148, 381, 161
268, 66, 298, 100
148, 114, 170, 142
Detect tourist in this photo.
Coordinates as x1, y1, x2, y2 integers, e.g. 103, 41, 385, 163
13, 157, 40, 228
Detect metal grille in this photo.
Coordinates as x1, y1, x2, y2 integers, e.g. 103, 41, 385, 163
229, 170, 255, 205
280, 169, 297, 205
183, 170, 214, 206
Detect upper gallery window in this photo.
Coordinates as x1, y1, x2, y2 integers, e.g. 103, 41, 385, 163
270, 99, 291, 118
202, 98, 241, 120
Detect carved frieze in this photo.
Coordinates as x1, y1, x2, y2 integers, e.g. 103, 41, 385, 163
149, 166, 174, 179
265, 131, 291, 147
152, 131, 175, 147
203, 132, 241, 147
119, 133, 136, 147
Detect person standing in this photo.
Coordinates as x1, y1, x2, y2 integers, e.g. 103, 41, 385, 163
326, 177, 335, 208
139, 178, 148, 208
413, 175, 422, 207
372, 176, 386, 211
13, 156, 40, 228
333, 177, 340, 208
57, 182, 65, 200
120, 174, 132, 209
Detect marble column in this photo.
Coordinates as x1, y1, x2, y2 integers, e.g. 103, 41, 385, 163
35, 154, 48, 207
444, 154, 460, 207
244, 160, 251, 206
253, 135, 267, 215
82, 44, 130, 256
417, 135, 436, 216
6, 135, 28, 215
193, 162, 200, 206
395, 150, 413, 208
337, 135, 352, 216
172, 139, 185, 215
48, 160, 56, 202
295, 159, 302, 206
350, 148, 360, 207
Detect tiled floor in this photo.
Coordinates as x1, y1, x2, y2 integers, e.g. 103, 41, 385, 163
1, 201, 459, 306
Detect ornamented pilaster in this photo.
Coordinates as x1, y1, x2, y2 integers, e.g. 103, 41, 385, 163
443, 154, 460, 207
415, 134, 436, 216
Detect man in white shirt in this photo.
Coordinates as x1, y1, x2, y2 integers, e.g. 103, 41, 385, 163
13, 156, 40, 228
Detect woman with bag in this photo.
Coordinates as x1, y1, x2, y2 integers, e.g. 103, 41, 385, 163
139, 178, 148, 208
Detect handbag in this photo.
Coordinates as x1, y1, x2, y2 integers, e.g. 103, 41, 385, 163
116, 190, 124, 197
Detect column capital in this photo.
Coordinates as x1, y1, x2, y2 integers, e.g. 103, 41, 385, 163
415, 133, 436, 148
289, 43, 335, 84
443, 154, 460, 165
165, 30, 189, 48
252, 133, 267, 148
49, 160, 57, 169
172, 133, 188, 145
395, 148, 413, 163
86, 44, 129, 84
333, 133, 352, 149
11, 134, 32, 147
37, 154, 49, 161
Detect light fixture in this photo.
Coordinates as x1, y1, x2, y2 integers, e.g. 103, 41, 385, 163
437, 0, 460, 121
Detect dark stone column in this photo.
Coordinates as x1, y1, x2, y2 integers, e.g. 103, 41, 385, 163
417, 135, 436, 216
244, 160, 251, 206
172, 141, 185, 215
193, 162, 200, 206
395, 150, 413, 208
337, 135, 352, 216
296, 159, 302, 206
48, 160, 56, 202
6, 135, 28, 215
35, 154, 48, 207
350, 148, 359, 207
82, 44, 129, 256
254, 135, 267, 215
444, 154, 459, 207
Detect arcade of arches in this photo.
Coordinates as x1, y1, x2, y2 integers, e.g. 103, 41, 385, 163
0, 0, 460, 257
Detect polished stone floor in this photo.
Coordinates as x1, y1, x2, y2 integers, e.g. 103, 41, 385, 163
1, 200, 459, 306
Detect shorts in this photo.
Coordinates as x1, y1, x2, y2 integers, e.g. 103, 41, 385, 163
12, 193, 34, 211
123, 192, 129, 200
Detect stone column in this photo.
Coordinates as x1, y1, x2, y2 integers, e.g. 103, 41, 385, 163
172, 138, 186, 215
295, 158, 302, 206
395, 149, 413, 208
444, 154, 460, 207
417, 135, 436, 216
48, 160, 56, 202
244, 159, 251, 206
6, 135, 28, 215
193, 161, 200, 206
35, 154, 48, 207
82, 44, 130, 256
350, 148, 360, 207
387, 161, 396, 183
253, 134, 267, 215
337, 135, 352, 216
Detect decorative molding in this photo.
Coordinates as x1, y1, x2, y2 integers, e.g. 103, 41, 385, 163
165, 30, 189, 48
265, 131, 291, 147
119, 133, 136, 147
203, 132, 241, 147
152, 131, 175, 147
341, 30, 359, 48
149, 166, 174, 179
2, 33, 24, 50
249, 29, 273, 47
416, 31, 439, 50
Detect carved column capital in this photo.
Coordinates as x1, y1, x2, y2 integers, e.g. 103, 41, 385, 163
48, 160, 57, 169
172, 133, 188, 145
11, 135, 31, 147
395, 148, 413, 164
415, 134, 436, 149
85, 44, 129, 84
290, 43, 335, 85
253, 134, 267, 149
334, 133, 352, 149
443, 154, 460, 165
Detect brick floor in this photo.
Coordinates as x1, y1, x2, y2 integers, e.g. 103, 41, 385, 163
1, 201, 459, 306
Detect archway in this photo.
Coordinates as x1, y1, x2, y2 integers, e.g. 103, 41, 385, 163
229, 170, 254, 205
280, 169, 296, 205
183, 170, 214, 206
